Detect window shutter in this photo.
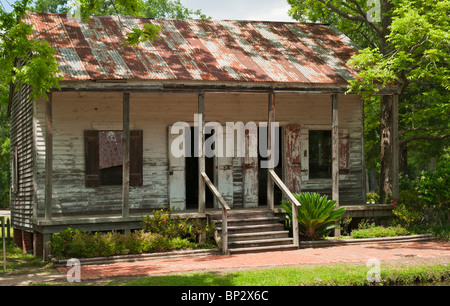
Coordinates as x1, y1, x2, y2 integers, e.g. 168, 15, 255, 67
284, 124, 302, 194
168, 124, 186, 210
300, 128, 309, 181
85, 130, 100, 187
339, 129, 350, 180
243, 124, 258, 208
130, 130, 143, 187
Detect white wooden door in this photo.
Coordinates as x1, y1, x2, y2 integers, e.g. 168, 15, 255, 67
168, 124, 187, 210
215, 126, 233, 208
243, 124, 258, 207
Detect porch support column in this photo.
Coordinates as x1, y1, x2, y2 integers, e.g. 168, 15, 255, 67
45, 92, 53, 221
122, 92, 130, 218
198, 93, 206, 213
331, 93, 340, 237
267, 92, 275, 210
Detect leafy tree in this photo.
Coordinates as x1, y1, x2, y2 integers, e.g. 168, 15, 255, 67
32, 0, 209, 19
288, 0, 450, 201
0, 77, 10, 208
0, 0, 208, 207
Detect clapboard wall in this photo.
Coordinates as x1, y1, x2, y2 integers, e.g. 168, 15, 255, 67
9, 84, 35, 230
33, 91, 364, 217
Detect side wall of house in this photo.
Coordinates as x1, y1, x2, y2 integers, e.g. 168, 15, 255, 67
34, 92, 364, 217
9, 84, 35, 230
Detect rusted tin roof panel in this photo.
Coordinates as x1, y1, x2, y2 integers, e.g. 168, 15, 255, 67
25, 12, 358, 84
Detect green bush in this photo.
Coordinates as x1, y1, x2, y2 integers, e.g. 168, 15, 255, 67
49, 228, 201, 259
396, 159, 450, 226
366, 192, 380, 204
281, 192, 346, 241
351, 224, 410, 239
142, 207, 216, 245
50, 208, 218, 259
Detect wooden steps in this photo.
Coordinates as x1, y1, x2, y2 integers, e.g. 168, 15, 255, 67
208, 209, 297, 254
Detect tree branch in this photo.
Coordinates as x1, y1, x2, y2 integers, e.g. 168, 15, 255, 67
400, 133, 450, 146
315, 0, 382, 37
400, 126, 450, 137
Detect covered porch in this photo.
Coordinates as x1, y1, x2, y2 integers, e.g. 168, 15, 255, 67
35, 82, 396, 258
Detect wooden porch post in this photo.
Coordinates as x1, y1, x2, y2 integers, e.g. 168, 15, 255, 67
198, 93, 206, 213
331, 94, 340, 237
122, 92, 130, 218
267, 92, 275, 210
45, 92, 53, 221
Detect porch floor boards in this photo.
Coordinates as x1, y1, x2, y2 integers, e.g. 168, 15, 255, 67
33, 204, 392, 227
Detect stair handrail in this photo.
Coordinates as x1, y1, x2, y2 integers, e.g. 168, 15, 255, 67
268, 169, 300, 247
201, 171, 230, 255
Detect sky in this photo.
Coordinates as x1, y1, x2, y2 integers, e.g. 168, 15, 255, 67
1, 0, 295, 22
180, 0, 294, 22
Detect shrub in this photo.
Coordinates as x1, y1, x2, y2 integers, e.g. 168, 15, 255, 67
281, 192, 346, 241
396, 160, 450, 227
49, 229, 201, 259
50, 207, 217, 259
366, 192, 380, 204
142, 207, 216, 245
351, 225, 410, 239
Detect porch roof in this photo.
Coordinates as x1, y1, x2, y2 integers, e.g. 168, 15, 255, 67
25, 12, 359, 86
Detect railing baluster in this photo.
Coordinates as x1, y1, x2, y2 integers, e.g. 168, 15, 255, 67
201, 172, 230, 255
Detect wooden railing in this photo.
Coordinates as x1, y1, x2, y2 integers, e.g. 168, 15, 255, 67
201, 172, 230, 255
268, 170, 300, 247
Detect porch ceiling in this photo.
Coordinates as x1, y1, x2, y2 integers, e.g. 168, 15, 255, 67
26, 12, 359, 86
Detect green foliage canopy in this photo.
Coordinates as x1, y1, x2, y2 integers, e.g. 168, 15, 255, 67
288, 0, 450, 178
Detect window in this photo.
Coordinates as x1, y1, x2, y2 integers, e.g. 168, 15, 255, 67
85, 130, 143, 187
309, 130, 331, 179
99, 131, 123, 185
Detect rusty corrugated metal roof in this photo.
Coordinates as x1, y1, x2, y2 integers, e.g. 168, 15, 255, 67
25, 12, 358, 84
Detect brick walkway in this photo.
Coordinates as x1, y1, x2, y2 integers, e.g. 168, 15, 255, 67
56, 241, 450, 281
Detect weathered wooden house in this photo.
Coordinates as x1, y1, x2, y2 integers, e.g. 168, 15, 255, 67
9, 12, 396, 258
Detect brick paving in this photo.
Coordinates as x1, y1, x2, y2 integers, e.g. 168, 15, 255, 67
56, 241, 450, 281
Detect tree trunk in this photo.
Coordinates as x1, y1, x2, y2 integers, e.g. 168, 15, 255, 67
380, 95, 399, 203
380, 96, 392, 202
399, 143, 408, 175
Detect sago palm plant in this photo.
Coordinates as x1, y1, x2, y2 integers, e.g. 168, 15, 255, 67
281, 192, 346, 240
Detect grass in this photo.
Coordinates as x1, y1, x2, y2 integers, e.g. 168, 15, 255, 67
0, 243, 49, 274
107, 263, 450, 286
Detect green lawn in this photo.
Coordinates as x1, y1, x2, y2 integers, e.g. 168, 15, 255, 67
107, 263, 450, 286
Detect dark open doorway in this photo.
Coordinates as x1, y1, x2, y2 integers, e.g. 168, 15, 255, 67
186, 127, 214, 209
258, 125, 283, 206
